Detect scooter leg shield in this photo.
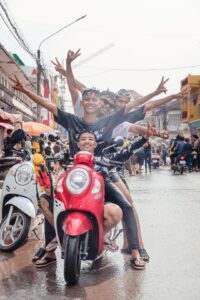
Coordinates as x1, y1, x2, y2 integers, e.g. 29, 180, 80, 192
5, 197, 36, 218
62, 212, 93, 236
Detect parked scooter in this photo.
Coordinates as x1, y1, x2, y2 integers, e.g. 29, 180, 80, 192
45, 148, 123, 286
151, 152, 161, 169
172, 155, 186, 175
0, 149, 42, 252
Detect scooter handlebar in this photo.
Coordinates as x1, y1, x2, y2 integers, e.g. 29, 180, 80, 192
95, 158, 124, 168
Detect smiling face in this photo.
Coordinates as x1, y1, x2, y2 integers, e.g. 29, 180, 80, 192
116, 95, 130, 110
81, 92, 101, 115
77, 132, 97, 153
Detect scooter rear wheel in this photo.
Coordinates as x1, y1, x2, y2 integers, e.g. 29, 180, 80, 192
0, 208, 31, 252
63, 235, 81, 286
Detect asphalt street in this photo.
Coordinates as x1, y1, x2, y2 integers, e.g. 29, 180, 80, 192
0, 166, 200, 300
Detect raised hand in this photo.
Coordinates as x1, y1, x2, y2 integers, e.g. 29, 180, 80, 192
51, 58, 67, 77
9, 75, 25, 92
155, 76, 169, 95
66, 49, 81, 65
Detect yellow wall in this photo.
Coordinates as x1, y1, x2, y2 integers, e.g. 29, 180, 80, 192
181, 75, 200, 124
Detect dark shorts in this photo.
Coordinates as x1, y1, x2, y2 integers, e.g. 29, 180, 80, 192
109, 171, 121, 183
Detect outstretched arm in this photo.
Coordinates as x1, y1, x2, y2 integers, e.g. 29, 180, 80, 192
10, 76, 58, 117
143, 92, 182, 113
110, 123, 153, 162
75, 79, 86, 93
128, 124, 158, 137
124, 77, 169, 114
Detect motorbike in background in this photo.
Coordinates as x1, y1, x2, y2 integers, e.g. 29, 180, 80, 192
0, 149, 42, 252
152, 152, 161, 169
172, 155, 186, 175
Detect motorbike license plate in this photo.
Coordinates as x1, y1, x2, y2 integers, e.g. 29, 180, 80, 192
179, 160, 186, 165
153, 160, 157, 163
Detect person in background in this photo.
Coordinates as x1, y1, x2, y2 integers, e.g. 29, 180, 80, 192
161, 144, 168, 166
3, 128, 13, 156
191, 135, 200, 171
9, 122, 27, 151
184, 138, 192, 172
143, 140, 152, 173
32, 137, 40, 154
45, 142, 53, 158
134, 148, 145, 174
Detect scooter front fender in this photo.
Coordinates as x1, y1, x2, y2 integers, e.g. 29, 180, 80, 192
5, 197, 36, 218
62, 212, 93, 236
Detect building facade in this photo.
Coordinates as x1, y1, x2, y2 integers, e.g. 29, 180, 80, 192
0, 43, 37, 121
181, 74, 200, 136
148, 100, 181, 138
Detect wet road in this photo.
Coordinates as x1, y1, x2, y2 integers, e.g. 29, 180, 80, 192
0, 167, 200, 300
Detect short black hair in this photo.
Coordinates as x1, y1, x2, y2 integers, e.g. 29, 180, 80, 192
7, 129, 12, 134
77, 130, 97, 142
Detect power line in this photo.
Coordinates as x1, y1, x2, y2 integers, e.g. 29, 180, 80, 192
81, 64, 200, 72
0, 0, 36, 60
0, 12, 31, 54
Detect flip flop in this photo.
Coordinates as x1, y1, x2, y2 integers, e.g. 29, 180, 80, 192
32, 248, 46, 263
46, 238, 58, 252
130, 258, 146, 270
139, 249, 150, 263
35, 256, 56, 268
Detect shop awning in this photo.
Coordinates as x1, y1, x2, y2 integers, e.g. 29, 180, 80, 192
0, 108, 22, 123
0, 122, 14, 129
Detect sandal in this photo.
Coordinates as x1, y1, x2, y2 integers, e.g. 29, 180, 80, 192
46, 238, 58, 252
104, 237, 119, 252
35, 255, 56, 268
139, 249, 150, 262
32, 248, 46, 263
130, 258, 146, 270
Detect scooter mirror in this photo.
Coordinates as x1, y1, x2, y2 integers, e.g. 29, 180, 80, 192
113, 136, 124, 147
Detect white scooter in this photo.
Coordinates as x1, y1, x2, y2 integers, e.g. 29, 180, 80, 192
0, 150, 43, 252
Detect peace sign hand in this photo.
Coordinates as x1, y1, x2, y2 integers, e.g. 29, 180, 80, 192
51, 58, 67, 76
66, 49, 81, 65
155, 76, 169, 95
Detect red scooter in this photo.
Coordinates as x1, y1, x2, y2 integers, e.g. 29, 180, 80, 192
46, 150, 122, 286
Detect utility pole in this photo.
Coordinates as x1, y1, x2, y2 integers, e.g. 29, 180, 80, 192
36, 15, 87, 122
36, 49, 42, 122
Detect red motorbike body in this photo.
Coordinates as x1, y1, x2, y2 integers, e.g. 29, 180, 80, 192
54, 151, 105, 257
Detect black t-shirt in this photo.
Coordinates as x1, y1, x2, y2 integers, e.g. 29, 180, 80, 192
54, 106, 145, 157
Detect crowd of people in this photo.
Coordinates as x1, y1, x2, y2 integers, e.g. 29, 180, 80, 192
2, 48, 199, 272
168, 134, 200, 172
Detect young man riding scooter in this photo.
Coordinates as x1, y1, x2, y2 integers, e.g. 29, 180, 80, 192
34, 128, 152, 269
10, 55, 182, 269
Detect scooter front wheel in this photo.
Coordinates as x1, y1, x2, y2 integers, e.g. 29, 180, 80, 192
0, 208, 31, 252
63, 235, 81, 286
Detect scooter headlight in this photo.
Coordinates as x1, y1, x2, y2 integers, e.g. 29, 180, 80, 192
15, 164, 33, 186
66, 168, 90, 194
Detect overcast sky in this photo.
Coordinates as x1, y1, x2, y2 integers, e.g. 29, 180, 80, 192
1, 0, 200, 96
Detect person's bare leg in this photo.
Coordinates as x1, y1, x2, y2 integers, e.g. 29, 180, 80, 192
40, 197, 54, 228
104, 203, 122, 232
